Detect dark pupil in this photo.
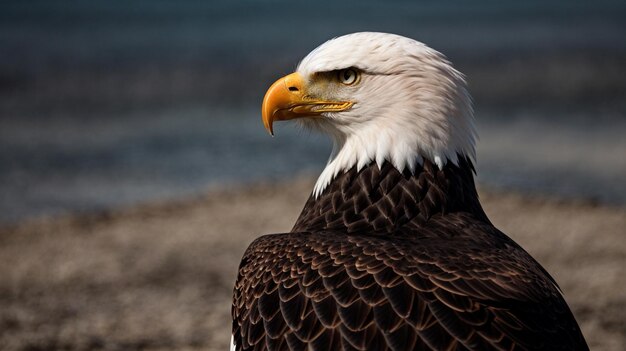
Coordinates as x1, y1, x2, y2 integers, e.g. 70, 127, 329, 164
344, 71, 351, 81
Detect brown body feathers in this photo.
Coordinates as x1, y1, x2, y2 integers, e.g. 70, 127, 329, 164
232, 159, 588, 350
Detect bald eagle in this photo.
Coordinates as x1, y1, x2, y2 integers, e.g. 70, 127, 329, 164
231, 32, 588, 351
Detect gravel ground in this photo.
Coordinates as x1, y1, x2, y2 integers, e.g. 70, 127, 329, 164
0, 178, 624, 350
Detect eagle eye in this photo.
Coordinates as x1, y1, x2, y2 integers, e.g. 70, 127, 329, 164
338, 68, 359, 85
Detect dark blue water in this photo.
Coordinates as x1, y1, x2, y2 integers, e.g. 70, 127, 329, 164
1, 1, 625, 223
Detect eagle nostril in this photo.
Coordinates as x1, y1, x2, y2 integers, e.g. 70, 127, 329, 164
288, 86, 299, 92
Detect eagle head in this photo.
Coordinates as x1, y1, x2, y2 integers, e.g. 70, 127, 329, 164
262, 32, 476, 197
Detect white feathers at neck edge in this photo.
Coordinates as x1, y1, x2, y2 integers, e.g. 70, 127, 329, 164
311, 119, 476, 199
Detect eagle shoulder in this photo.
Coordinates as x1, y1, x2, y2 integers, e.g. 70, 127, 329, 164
231, 217, 588, 351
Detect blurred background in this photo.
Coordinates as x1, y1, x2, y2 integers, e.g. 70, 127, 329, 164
1, 0, 625, 224
1, 1, 626, 351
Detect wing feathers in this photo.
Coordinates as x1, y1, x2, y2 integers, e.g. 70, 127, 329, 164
232, 229, 588, 350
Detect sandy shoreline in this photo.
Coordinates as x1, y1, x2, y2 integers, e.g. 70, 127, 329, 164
0, 178, 624, 350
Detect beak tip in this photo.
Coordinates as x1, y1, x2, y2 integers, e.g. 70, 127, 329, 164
263, 120, 274, 136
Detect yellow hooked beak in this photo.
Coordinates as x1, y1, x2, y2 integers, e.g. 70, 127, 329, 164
261, 72, 354, 135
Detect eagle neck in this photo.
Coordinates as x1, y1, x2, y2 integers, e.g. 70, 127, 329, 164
293, 156, 488, 233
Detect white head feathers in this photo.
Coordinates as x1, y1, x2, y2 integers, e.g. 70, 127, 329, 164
295, 32, 476, 197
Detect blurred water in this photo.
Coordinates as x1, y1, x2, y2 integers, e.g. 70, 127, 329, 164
0, 106, 330, 221
1, 1, 625, 223
476, 111, 626, 204
2, 105, 624, 223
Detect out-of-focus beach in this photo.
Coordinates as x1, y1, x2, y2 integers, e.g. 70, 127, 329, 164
0, 179, 624, 350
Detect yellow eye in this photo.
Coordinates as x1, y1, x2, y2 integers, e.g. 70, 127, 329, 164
338, 68, 359, 85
